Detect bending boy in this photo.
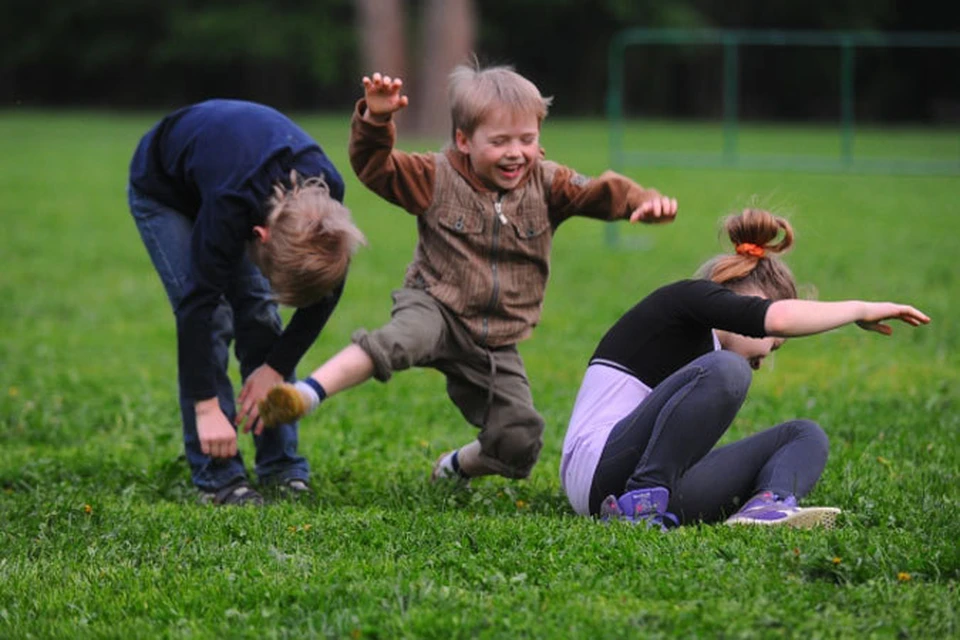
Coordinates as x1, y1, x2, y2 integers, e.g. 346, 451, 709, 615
260, 64, 677, 481
128, 100, 365, 505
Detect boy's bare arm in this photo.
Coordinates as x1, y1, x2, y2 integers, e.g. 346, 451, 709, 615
547, 164, 677, 224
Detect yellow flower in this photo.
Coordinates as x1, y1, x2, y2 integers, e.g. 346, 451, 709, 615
897, 572, 912, 582
515, 500, 527, 509
832, 556, 842, 565
7, 387, 18, 397
302, 524, 312, 532
288, 525, 297, 534
84, 504, 93, 514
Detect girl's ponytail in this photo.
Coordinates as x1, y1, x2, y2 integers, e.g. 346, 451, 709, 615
696, 209, 798, 301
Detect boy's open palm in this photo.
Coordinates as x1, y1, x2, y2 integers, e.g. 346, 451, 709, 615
855, 302, 931, 335
362, 72, 409, 120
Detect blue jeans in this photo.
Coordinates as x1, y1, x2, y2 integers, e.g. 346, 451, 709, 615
128, 185, 309, 491
589, 350, 829, 522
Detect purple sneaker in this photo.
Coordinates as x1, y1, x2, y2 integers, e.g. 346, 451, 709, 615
724, 491, 841, 529
599, 487, 679, 531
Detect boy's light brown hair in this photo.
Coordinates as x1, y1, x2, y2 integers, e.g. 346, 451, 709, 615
448, 62, 553, 141
250, 173, 366, 307
695, 208, 799, 301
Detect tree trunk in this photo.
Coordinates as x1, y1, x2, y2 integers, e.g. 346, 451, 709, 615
355, 0, 408, 125
412, 0, 476, 139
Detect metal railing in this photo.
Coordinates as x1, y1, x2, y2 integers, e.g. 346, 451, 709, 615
607, 29, 960, 176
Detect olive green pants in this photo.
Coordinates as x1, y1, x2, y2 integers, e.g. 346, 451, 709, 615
352, 288, 544, 479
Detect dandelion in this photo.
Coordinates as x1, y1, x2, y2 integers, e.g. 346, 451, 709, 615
302, 524, 312, 532
84, 504, 93, 515
897, 572, 912, 582
832, 556, 842, 565
515, 500, 527, 509
7, 387, 18, 397
418, 440, 429, 448
288, 525, 297, 534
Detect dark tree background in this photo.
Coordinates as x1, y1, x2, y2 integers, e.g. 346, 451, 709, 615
1, 0, 958, 123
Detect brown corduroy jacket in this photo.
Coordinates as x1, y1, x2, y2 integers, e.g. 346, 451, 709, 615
349, 99, 662, 347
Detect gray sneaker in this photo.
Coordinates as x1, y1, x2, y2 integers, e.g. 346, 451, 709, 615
261, 477, 312, 501
198, 479, 264, 506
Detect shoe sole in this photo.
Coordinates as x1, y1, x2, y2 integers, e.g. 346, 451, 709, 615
259, 385, 307, 427
725, 507, 841, 530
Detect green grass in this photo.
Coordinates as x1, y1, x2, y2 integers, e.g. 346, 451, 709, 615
1, 111, 957, 639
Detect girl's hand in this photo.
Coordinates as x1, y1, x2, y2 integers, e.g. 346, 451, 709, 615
362, 72, 409, 122
855, 302, 931, 335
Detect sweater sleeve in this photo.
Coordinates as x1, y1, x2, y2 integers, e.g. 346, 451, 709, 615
348, 99, 437, 215
544, 161, 660, 224
175, 193, 252, 400
675, 280, 772, 338
263, 279, 345, 378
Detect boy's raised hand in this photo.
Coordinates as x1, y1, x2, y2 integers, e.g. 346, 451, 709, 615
630, 193, 678, 223
362, 72, 409, 122
855, 302, 931, 335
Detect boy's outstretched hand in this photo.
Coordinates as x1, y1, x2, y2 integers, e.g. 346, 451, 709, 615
630, 193, 678, 223
362, 72, 409, 123
855, 302, 931, 335
236, 363, 284, 435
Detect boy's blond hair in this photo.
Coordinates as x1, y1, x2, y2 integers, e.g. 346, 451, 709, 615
448, 62, 553, 141
250, 173, 365, 307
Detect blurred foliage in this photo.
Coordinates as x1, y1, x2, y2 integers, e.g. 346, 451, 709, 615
1, 0, 958, 118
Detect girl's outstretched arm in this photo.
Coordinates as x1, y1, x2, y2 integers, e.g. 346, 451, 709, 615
764, 300, 930, 337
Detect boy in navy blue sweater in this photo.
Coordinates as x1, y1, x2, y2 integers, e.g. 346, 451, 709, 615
128, 100, 364, 505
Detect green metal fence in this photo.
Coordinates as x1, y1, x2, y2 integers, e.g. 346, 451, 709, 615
607, 29, 960, 176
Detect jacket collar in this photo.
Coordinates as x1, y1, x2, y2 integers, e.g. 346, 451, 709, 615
443, 146, 540, 195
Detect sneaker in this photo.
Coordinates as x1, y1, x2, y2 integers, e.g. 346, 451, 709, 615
262, 477, 312, 501
599, 487, 679, 531
430, 450, 470, 484
198, 479, 264, 507
724, 491, 841, 529
258, 383, 308, 428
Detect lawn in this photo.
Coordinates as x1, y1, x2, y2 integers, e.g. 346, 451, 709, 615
0, 111, 957, 639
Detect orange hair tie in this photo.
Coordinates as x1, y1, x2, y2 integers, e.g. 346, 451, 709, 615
735, 243, 765, 258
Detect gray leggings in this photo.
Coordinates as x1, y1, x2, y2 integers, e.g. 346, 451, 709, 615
588, 350, 830, 523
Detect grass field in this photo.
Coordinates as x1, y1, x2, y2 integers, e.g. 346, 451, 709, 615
0, 111, 957, 639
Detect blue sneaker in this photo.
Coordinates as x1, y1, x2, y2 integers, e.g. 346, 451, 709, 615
599, 487, 679, 531
724, 491, 840, 529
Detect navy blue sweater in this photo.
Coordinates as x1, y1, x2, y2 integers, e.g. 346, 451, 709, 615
130, 100, 345, 400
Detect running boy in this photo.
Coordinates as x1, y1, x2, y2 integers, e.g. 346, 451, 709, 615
128, 99, 365, 505
560, 208, 930, 529
259, 64, 677, 481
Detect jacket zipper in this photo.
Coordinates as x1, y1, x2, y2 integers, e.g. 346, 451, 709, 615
481, 194, 506, 345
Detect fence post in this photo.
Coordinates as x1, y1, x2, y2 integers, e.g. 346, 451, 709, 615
722, 34, 740, 166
